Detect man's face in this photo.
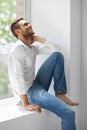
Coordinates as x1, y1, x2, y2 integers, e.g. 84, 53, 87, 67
18, 20, 35, 37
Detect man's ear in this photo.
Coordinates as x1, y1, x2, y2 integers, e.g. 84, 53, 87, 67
15, 29, 20, 35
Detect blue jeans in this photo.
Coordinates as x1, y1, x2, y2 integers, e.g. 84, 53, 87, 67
27, 52, 76, 130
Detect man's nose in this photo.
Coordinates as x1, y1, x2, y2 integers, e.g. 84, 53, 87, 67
28, 24, 32, 28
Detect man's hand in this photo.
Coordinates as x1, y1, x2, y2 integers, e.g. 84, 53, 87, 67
31, 35, 46, 43
24, 104, 41, 113
20, 94, 41, 113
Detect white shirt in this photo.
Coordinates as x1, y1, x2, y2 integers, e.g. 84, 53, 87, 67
8, 40, 61, 97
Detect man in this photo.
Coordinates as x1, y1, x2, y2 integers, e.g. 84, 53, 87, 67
8, 17, 79, 130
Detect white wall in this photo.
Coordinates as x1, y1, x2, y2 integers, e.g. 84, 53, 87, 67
80, 0, 87, 130
70, 1, 80, 130
31, 0, 70, 92
70, 0, 80, 102
70, 0, 87, 130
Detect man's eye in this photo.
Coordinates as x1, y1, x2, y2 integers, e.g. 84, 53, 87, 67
24, 24, 28, 26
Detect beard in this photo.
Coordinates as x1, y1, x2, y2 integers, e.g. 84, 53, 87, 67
22, 31, 35, 39
20, 27, 35, 39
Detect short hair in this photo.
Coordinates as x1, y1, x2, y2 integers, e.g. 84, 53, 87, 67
10, 17, 24, 38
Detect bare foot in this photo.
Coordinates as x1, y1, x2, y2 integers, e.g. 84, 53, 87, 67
56, 94, 79, 106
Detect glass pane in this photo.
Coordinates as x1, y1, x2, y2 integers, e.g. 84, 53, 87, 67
0, 0, 16, 99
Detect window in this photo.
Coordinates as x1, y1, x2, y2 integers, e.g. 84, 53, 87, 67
0, 0, 24, 99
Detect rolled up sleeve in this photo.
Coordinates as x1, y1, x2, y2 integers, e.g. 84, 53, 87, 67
37, 40, 62, 54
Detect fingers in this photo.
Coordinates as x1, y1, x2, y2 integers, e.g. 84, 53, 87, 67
32, 105, 41, 113
25, 104, 41, 113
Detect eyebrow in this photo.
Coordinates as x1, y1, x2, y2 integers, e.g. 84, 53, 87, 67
22, 22, 30, 26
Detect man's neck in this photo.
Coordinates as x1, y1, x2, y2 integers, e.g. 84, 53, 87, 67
20, 37, 32, 47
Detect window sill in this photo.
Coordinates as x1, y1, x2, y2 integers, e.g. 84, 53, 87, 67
0, 97, 60, 130
0, 97, 35, 122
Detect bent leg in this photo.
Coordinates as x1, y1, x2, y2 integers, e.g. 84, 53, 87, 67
35, 52, 67, 93
34, 52, 79, 106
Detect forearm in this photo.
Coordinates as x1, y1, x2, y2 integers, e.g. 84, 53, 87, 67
20, 94, 29, 107
32, 35, 47, 44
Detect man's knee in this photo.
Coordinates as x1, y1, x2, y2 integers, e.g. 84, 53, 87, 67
52, 52, 64, 62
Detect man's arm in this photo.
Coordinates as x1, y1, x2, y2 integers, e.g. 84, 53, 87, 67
32, 35, 47, 44
32, 35, 62, 54
20, 94, 41, 113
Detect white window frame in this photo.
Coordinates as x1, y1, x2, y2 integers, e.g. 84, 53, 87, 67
24, 0, 31, 21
